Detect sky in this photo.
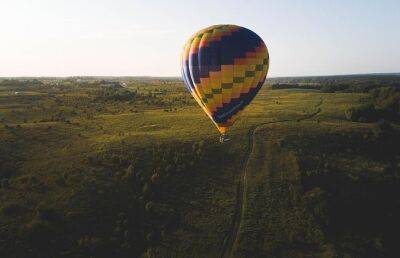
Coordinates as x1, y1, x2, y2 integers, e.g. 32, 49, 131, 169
0, 0, 399, 77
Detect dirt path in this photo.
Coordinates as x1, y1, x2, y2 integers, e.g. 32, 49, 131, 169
220, 97, 323, 258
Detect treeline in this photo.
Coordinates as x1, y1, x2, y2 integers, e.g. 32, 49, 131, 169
320, 82, 397, 93
271, 83, 320, 90
0, 79, 43, 86
0, 79, 44, 92
91, 88, 138, 102
269, 74, 400, 93
346, 87, 400, 123
267, 74, 400, 86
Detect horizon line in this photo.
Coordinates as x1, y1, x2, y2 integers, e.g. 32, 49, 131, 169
0, 72, 399, 79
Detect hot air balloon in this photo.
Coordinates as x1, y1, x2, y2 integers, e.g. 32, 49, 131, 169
181, 24, 269, 142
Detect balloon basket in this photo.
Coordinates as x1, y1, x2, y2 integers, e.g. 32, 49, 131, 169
219, 134, 230, 143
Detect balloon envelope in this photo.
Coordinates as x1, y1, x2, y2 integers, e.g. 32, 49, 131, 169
181, 24, 269, 134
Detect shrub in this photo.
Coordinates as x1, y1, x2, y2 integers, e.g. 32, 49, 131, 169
150, 173, 160, 184
19, 219, 53, 243
303, 187, 328, 226
54, 176, 66, 186
36, 204, 60, 221
1, 178, 10, 189
321, 83, 348, 93
345, 103, 377, 122
142, 183, 151, 196
2, 203, 26, 216
371, 87, 400, 122
145, 201, 155, 212
78, 235, 106, 254
371, 120, 400, 160
348, 87, 400, 123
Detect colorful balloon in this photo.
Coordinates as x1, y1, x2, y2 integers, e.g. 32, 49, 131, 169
181, 24, 269, 135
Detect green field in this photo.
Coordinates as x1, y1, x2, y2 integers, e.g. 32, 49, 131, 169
0, 77, 399, 257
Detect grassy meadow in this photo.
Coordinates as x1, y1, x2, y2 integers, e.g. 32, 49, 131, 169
0, 76, 399, 257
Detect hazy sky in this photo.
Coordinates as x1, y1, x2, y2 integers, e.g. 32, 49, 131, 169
1, 0, 399, 77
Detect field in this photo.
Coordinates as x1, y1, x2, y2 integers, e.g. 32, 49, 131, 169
0, 76, 399, 258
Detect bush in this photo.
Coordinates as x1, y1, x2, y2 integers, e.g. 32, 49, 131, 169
94, 88, 137, 102
371, 87, 400, 122
54, 176, 66, 186
125, 165, 135, 177
346, 87, 400, 123
321, 83, 348, 93
372, 120, 400, 158
345, 103, 377, 122
150, 173, 160, 184
1, 178, 10, 189
36, 204, 60, 221
19, 219, 53, 243
78, 235, 106, 254
2, 203, 26, 216
145, 201, 155, 212
303, 187, 328, 226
